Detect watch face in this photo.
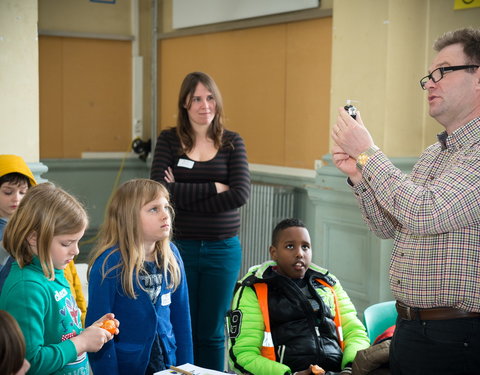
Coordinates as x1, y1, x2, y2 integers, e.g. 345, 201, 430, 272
358, 154, 369, 166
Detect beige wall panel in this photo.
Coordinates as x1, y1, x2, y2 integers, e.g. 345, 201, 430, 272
0, 0, 39, 161
382, 1, 428, 157
422, 1, 480, 148
285, 18, 331, 168
39, 36, 64, 159
39, 37, 132, 158
38, 0, 131, 36
331, 0, 480, 158
331, 0, 390, 154
159, 25, 287, 165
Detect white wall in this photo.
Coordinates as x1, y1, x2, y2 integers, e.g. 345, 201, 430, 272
0, 0, 39, 162
172, 0, 319, 28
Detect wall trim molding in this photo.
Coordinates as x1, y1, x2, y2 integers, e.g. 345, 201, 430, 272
39, 29, 134, 41
315, 154, 417, 191
157, 7, 332, 40
249, 163, 315, 188
41, 158, 149, 171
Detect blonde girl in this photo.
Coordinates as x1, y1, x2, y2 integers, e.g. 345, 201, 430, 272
0, 183, 115, 375
86, 178, 193, 375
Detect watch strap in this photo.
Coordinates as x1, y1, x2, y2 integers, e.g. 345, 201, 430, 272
356, 145, 379, 171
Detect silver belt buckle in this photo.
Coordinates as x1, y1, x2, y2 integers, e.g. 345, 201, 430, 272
398, 302, 414, 320
404, 305, 413, 320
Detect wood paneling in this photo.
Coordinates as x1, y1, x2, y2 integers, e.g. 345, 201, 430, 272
39, 36, 131, 158
285, 18, 331, 168
158, 18, 332, 169
39, 17, 331, 167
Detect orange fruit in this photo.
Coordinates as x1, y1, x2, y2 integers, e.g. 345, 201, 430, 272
100, 319, 117, 334
311, 365, 325, 375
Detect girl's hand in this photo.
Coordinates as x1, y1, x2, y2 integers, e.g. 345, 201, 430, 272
70, 325, 112, 355
215, 182, 229, 193
92, 313, 120, 333
164, 167, 175, 183
71, 313, 119, 354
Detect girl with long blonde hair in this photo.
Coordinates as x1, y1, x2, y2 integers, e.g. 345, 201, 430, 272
0, 183, 114, 375
86, 178, 193, 375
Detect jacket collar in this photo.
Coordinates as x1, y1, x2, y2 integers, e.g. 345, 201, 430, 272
241, 260, 332, 286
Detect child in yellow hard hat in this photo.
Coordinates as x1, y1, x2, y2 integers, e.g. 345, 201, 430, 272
0, 155, 87, 325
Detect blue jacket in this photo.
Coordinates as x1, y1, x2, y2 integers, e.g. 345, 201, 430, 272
85, 243, 193, 375
0, 217, 13, 294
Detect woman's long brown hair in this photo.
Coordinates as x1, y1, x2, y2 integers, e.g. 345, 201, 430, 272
176, 71, 225, 153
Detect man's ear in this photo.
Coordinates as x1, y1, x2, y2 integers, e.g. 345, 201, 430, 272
269, 245, 277, 261
27, 232, 38, 253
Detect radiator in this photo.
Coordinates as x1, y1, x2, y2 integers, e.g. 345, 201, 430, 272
238, 183, 295, 276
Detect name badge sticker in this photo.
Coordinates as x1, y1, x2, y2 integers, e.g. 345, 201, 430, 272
161, 292, 171, 306
177, 158, 194, 169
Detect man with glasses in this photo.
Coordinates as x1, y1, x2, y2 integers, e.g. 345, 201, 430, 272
331, 27, 480, 375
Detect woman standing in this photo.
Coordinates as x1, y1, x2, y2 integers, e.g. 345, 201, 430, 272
151, 72, 250, 370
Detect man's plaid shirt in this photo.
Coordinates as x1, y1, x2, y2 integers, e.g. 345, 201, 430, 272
352, 117, 480, 311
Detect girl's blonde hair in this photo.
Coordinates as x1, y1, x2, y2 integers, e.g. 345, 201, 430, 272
88, 179, 181, 298
3, 182, 88, 280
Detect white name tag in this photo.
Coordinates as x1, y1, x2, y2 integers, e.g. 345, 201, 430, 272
161, 292, 171, 306
177, 158, 194, 169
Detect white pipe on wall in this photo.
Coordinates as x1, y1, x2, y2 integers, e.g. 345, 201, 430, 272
131, 0, 143, 141
150, 0, 158, 154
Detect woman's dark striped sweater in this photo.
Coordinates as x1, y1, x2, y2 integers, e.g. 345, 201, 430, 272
150, 128, 251, 240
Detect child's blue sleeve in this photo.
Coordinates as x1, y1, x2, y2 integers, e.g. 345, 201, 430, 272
169, 242, 194, 365
86, 256, 120, 375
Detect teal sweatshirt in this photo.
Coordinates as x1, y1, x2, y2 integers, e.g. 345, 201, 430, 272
0, 257, 88, 375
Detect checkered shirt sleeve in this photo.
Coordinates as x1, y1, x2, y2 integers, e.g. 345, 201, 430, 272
352, 117, 480, 311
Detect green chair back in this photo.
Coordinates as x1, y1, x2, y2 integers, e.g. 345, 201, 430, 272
363, 300, 397, 344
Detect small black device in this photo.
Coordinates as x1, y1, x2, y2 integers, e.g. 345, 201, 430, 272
131, 137, 151, 161
344, 104, 357, 119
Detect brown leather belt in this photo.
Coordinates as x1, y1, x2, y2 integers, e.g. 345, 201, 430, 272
396, 301, 480, 321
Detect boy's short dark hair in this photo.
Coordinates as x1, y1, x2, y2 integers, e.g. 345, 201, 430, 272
271, 218, 307, 246
0, 173, 32, 188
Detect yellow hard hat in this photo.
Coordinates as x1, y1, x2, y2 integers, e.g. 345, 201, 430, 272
0, 154, 37, 187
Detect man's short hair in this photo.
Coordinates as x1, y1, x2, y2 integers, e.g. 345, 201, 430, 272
434, 27, 480, 65
271, 218, 307, 246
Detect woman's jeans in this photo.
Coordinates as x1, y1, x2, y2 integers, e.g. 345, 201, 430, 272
390, 316, 480, 375
175, 236, 242, 371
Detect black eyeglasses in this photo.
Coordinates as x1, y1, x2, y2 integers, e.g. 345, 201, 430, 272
419, 65, 479, 89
